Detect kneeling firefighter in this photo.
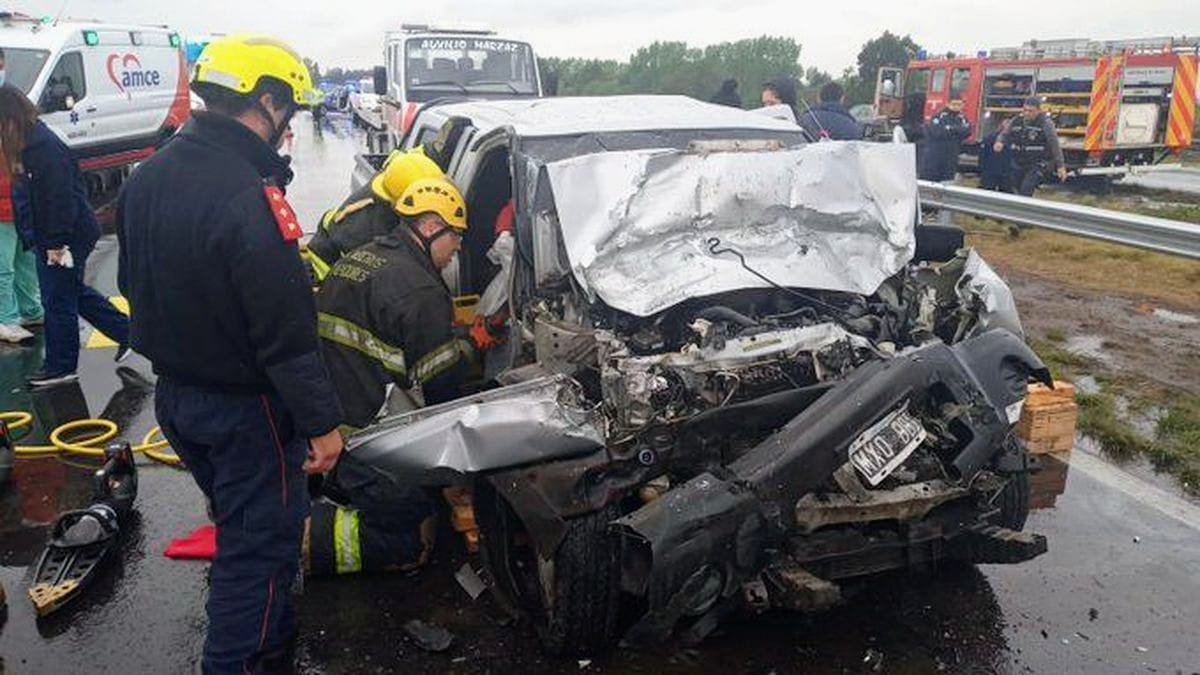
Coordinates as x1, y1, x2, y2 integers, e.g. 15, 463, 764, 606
304, 150, 445, 282
315, 177, 469, 429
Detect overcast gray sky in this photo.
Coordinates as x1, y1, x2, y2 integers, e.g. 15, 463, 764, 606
10, 1, 1199, 75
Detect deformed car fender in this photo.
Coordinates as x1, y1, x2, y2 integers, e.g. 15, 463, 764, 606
345, 375, 605, 484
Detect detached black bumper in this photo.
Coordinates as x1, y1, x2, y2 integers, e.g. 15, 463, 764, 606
614, 329, 1050, 641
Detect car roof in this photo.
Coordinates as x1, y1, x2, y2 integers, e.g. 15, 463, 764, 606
420, 95, 802, 139
0, 19, 175, 50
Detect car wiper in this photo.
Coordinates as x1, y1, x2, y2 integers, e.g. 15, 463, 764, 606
467, 80, 523, 94
409, 80, 469, 94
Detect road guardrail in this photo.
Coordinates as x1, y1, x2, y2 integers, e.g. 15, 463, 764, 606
918, 181, 1200, 260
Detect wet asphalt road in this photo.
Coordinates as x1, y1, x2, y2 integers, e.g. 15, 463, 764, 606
1, 113, 1199, 674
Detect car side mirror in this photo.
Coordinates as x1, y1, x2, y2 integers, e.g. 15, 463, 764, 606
373, 66, 387, 98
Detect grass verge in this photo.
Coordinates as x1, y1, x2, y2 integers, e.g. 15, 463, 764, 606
1028, 336, 1200, 494
958, 216, 1200, 310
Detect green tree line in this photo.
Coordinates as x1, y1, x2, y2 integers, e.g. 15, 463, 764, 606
538, 31, 922, 108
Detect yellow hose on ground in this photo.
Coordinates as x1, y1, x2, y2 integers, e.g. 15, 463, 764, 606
0, 411, 181, 467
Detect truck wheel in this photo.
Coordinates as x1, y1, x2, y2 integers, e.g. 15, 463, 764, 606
998, 468, 1031, 531
477, 485, 622, 657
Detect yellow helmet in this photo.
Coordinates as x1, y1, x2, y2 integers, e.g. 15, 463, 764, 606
193, 34, 321, 107
371, 150, 444, 202
395, 178, 467, 232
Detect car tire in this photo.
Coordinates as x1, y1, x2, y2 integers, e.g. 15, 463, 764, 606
478, 486, 622, 657
541, 504, 622, 656
998, 466, 1031, 531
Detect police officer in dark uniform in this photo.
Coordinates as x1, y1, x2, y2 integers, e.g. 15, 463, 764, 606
116, 35, 343, 674
994, 96, 1068, 196
305, 150, 444, 282
316, 177, 469, 428
919, 98, 972, 181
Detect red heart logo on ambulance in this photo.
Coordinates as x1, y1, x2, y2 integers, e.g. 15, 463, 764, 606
107, 53, 142, 98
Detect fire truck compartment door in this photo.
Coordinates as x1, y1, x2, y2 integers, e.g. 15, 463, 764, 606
1116, 104, 1158, 145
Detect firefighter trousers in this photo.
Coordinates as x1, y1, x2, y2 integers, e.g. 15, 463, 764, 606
156, 379, 309, 675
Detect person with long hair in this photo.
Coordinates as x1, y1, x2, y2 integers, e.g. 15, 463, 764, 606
0, 84, 129, 386
0, 47, 42, 342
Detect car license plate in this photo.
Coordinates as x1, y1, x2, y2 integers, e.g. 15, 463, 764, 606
849, 405, 927, 486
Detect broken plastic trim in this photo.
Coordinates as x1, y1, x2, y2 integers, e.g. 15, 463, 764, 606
614, 329, 1049, 642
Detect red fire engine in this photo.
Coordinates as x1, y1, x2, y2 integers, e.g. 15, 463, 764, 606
872, 37, 1199, 174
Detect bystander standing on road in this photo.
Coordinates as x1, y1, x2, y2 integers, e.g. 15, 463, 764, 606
799, 82, 864, 141
0, 47, 41, 344
994, 96, 1067, 196
0, 85, 128, 386
979, 119, 1014, 192
117, 34, 344, 674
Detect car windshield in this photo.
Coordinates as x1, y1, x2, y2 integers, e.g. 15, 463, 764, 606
0, 47, 51, 94
405, 37, 537, 96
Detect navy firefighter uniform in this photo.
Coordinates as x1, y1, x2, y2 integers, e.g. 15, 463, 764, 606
116, 42, 342, 673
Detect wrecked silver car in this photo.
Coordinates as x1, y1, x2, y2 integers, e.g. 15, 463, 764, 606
345, 97, 1051, 656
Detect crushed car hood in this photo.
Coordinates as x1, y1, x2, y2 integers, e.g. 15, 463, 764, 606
545, 142, 918, 317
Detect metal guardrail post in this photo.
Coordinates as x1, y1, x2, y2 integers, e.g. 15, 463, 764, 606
917, 181, 1200, 260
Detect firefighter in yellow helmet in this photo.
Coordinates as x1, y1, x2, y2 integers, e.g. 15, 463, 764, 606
305, 149, 445, 281
116, 34, 342, 673
315, 177, 469, 427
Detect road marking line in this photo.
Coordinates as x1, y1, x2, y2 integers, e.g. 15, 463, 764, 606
85, 296, 129, 349
1067, 449, 1200, 532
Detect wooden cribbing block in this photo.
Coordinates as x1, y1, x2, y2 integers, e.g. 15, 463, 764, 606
1018, 381, 1078, 455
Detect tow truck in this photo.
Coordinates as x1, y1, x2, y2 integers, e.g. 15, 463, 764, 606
364, 24, 542, 153
866, 36, 1199, 177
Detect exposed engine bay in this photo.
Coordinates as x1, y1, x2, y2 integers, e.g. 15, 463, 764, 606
513, 236, 1022, 476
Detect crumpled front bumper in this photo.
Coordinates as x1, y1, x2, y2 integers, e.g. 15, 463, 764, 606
613, 329, 1050, 641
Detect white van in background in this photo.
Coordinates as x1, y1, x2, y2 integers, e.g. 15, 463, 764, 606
0, 12, 190, 182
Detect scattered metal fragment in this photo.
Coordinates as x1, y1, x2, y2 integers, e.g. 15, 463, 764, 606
403, 619, 455, 653
454, 563, 487, 601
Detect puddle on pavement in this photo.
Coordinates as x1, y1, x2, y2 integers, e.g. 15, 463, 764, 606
1065, 335, 1110, 363
1152, 308, 1200, 325
2, 361, 157, 566
1111, 396, 1165, 439
1074, 375, 1101, 395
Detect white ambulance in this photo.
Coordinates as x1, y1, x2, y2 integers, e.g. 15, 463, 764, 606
0, 12, 190, 177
